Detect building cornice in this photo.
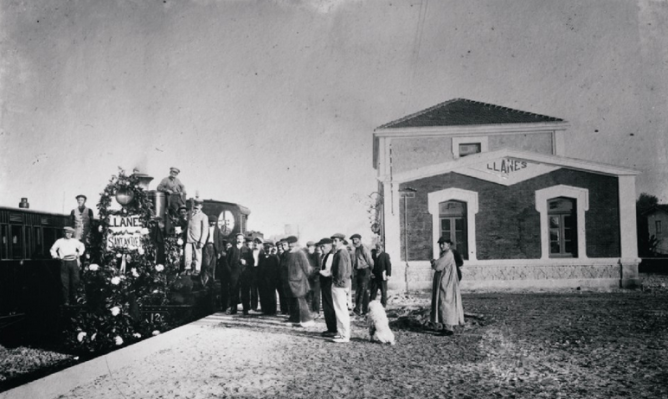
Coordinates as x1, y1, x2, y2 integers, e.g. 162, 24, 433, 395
373, 121, 570, 139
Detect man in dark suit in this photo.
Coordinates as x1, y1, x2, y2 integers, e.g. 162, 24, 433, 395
370, 242, 392, 307
259, 240, 280, 315
318, 238, 337, 337
225, 233, 253, 315
285, 236, 313, 327
305, 241, 321, 317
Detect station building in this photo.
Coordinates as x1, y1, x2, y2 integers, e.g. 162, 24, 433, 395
373, 98, 640, 291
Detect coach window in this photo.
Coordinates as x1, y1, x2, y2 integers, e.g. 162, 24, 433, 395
33, 226, 43, 258
44, 227, 57, 255
439, 200, 468, 259
11, 225, 24, 259
0, 225, 7, 260
548, 197, 577, 258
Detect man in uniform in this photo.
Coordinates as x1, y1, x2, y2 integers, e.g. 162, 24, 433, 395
185, 199, 208, 276
70, 195, 94, 244
50, 226, 85, 305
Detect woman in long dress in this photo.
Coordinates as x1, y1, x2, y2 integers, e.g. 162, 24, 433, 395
430, 237, 465, 335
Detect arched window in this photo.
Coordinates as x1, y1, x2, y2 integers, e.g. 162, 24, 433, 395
548, 197, 577, 257
439, 200, 468, 259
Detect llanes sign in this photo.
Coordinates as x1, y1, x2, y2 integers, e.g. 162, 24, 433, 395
106, 214, 147, 250
458, 157, 560, 186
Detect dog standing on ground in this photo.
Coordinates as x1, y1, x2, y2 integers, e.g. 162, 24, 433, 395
367, 299, 395, 345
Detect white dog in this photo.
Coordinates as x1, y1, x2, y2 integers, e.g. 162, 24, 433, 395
367, 300, 395, 345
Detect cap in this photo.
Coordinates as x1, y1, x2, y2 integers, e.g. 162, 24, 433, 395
350, 233, 361, 240
75, 194, 87, 201
318, 238, 333, 245
437, 236, 453, 244
63, 226, 76, 233
170, 167, 180, 174
330, 233, 345, 240
194, 198, 204, 204
177, 206, 187, 212
306, 241, 315, 247
286, 236, 298, 244
254, 237, 264, 244
235, 233, 245, 238
264, 240, 275, 245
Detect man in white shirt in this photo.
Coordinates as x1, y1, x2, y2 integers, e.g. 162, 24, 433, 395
185, 199, 209, 276
318, 238, 337, 337
50, 226, 85, 305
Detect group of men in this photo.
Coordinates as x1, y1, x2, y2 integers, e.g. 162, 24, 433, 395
198, 232, 392, 344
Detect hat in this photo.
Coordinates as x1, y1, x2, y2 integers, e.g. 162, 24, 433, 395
306, 241, 315, 247
254, 237, 264, 244
194, 198, 204, 205
286, 236, 298, 244
318, 238, 333, 245
63, 226, 76, 233
235, 233, 245, 238
177, 206, 187, 212
75, 194, 87, 201
330, 233, 345, 240
170, 167, 180, 174
264, 240, 275, 246
350, 233, 361, 240
244, 236, 253, 242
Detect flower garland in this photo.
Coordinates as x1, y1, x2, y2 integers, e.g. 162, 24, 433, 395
65, 168, 180, 353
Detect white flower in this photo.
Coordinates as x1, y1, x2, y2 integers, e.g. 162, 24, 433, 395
177, 238, 184, 246
133, 333, 141, 339
141, 228, 150, 235
91, 333, 97, 341
152, 330, 160, 336
77, 332, 87, 342
155, 264, 164, 272
128, 244, 136, 251
85, 254, 90, 259
152, 289, 160, 294
110, 306, 120, 316
116, 253, 123, 258
111, 277, 121, 285
114, 336, 124, 346
131, 268, 139, 278
137, 247, 145, 255
125, 255, 132, 263
89, 264, 100, 271
98, 225, 104, 232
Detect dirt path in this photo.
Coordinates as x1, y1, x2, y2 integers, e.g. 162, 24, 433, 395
58, 288, 668, 399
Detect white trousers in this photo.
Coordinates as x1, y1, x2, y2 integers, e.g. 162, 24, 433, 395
184, 243, 202, 272
331, 286, 350, 339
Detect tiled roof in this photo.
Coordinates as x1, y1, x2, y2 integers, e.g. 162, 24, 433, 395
377, 98, 564, 129
643, 204, 668, 215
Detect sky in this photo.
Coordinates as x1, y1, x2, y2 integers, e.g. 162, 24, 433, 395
1, 0, 667, 243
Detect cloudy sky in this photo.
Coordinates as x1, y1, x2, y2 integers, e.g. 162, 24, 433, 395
1, 0, 666, 242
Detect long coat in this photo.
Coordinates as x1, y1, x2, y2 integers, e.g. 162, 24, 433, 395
285, 250, 312, 298
430, 250, 465, 327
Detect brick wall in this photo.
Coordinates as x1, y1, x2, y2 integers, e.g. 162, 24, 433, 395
399, 169, 621, 261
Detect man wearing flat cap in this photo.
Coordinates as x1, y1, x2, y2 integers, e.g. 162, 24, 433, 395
284, 236, 314, 327
70, 195, 94, 244
350, 233, 374, 316
330, 233, 352, 342
259, 240, 280, 315
50, 226, 85, 305
157, 167, 187, 229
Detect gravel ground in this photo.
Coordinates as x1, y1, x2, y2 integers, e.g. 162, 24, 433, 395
56, 275, 668, 399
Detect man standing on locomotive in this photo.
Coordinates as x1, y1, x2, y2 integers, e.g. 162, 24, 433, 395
70, 195, 94, 244
50, 226, 85, 306
185, 199, 208, 276
157, 167, 186, 231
